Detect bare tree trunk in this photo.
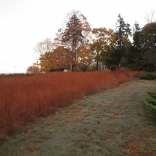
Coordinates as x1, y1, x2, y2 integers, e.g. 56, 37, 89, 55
96, 61, 99, 70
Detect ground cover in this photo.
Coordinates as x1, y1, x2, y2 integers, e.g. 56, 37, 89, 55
0, 79, 156, 156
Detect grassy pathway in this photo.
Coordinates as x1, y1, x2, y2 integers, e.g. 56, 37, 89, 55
0, 79, 156, 156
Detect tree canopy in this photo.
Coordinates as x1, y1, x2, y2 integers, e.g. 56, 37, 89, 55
140, 22, 156, 50
55, 10, 92, 71
115, 14, 131, 48
91, 28, 117, 70
27, 66, 39, 74
34, 11, 156, 72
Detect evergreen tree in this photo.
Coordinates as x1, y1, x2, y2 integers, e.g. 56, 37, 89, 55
116, 14, 131, 48
133, 21, 141, 48
127, 21, 142, 70
128, 22, 156, 71
56, 10, 91, 71
115, 14, 131, 65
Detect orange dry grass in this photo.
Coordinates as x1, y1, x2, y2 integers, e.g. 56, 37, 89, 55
0, 71, 141, 134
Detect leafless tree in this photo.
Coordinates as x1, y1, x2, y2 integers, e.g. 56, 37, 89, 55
144, 10, 156, 23
27, 66, 40, 74
34, 38, 54, 55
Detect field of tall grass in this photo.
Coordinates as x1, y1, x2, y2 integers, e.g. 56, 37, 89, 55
0, 71, 141, 134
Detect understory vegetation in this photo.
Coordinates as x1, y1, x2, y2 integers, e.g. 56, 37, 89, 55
145, 91, 156, 112
144, 77, 156, 112
0, 71, 141, 135
139, 72, 156, 112
139, 72, 156, 80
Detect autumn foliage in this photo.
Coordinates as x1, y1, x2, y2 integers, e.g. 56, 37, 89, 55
0, 71, 141, 134
37, 10, 92, 72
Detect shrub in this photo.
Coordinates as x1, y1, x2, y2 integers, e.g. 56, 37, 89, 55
110, 65, 117, 71
144, 91, 156, 112
139, 72, 156, 80
147, 91, 156, 99
87, 65, 97, 71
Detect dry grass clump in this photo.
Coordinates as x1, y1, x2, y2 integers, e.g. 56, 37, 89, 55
0, 71, 141, 134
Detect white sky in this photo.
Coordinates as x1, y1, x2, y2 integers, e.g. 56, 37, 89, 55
0, 0, 155, 73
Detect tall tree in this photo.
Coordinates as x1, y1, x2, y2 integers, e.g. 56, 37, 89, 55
35, 38, 54, 72
127, 21, 142, 70
140, 22, 156, 70
116, 14, 131, 48
115, 14, 131, 65
91, 28, 117, 70
56, 10, 92, 71
140, 22, 156, 50
77, 44, 92, 65
27, 66, 39, 74
35, 38, 53, 55
144, 10, 156, 23
39, 52, 53, 72
51, 46, 72, 70
129, 22, 156, 71
133, 21, 141, 48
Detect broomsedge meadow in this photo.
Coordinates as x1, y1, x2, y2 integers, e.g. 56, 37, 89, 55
0, 71, 141, 135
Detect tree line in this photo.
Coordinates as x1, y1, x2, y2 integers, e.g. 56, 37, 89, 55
28, 10, 156, 73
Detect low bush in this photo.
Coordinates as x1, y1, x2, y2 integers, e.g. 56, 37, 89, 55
144, 91, 156, 112
87, 65, 97, 71
110, 65, 117, 71
139, 72, 156, 80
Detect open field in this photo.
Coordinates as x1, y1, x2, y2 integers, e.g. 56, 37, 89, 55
0, 71, 141, 135
0, 78, 156, 155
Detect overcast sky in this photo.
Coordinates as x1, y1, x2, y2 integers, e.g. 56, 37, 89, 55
0, 0, 155, 73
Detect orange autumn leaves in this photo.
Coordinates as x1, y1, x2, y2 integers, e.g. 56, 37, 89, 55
39, 11, 119, 72
91, 27, 117, 63
51, 46, 92, 70
39, 11, 92, 71
49, 27, 118, 71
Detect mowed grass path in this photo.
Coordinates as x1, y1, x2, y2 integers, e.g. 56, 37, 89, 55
0, 79, 156, 156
